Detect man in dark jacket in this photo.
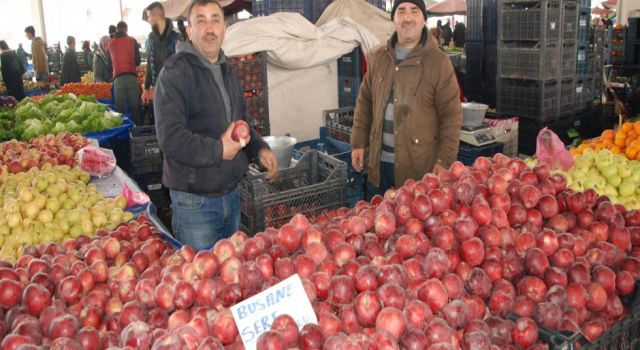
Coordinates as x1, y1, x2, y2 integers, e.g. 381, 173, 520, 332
142, 2, 182, 104
442, 21, 453, 47
154, 0, 278, 250
109, 21, 142, 124
0, 41, 26, 101
453, 21, 466, 47
61, 36, 81, 85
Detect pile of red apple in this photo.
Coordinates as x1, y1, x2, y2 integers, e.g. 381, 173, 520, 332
1, 153, 640, 350
0, 133, 89, 174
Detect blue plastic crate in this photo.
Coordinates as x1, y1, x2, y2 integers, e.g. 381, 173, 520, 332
251, 0, 313, 21
466, 0, 497, 42
458, 142, 504, 165
338, 74, 362, 108
576, 45, 588, 75
577, 9, 590, 43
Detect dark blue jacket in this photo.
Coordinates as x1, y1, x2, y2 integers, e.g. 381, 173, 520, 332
154, 42, 268, 196
145, 19, 181, 89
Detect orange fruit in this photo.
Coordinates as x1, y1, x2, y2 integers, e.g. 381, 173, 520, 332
612, 146, 622, 154
602, 130, 615, 140
633, 122, 640, 134
621, 122, 633, 133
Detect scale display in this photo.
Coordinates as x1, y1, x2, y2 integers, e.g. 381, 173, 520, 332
460, 123, 497, 147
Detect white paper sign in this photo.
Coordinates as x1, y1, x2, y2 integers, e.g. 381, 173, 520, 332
231, 274, 317, 350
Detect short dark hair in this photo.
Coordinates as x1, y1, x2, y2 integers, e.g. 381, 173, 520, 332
0, 40, 8, 51
109, 25, 116, 34
24, 26, 35, 35
187, 0, 224, 24
117, 21, 128, 31
147, 2, 164, 13
66, 36, 75, 46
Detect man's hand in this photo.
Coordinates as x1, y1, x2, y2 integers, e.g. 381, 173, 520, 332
352, 148, 365, 173
142, 86, 154, 104
433, 162, 446, 176
259, 148, 278, 182
221, 122, 243, 160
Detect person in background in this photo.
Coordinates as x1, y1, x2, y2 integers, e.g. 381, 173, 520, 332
24, 25, 48, 81
109, 25, 117, 39
16, 43, 29, 73
81, 40, 93, 71
61, 36, 81, 85
93, 36, 113, 83
350, 0, 462, 197
109, 21, 142, 124
442, 21, 453, 47
453, 21, 466, 48
0, 40, 26, 101
154, 0, 278, 250
142, 1, 182, 105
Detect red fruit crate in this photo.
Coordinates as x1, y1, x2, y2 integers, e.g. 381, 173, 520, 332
239, 150, 347, 234
228, 52, 270, 136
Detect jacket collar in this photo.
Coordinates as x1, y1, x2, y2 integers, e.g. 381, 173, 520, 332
153, 18, 174, 38
114, 32, 127, 39
385, 28, 435, 60
174, 40, 227, 69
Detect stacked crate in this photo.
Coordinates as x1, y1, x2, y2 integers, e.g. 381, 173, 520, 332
252, 0, 386, 23
497, 0, 577, 155
625, 18, 640, 64
464, 0, 497, 106
228, 53, 270, 136
610, 25, 626, 65
47, 44, 62, 75
573, 0, 591, 124
337, 47, 363, 108
129, 126, 170, 209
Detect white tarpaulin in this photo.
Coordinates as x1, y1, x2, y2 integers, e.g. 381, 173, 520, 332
222, 12, 380, 69
221, 13, 381, 140
315, 0, 395, 44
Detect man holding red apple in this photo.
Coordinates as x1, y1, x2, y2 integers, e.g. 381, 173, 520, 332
154, 0, 278, 250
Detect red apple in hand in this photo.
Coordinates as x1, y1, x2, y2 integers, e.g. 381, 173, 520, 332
231, 120, 250, 147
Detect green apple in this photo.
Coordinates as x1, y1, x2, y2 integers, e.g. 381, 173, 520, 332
619, 179, 637, 197
600, 166, 618, 179
606, 174, 622, 187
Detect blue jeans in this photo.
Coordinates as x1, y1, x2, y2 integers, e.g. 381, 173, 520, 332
365, 161, 395, 200
170, 188, 241, 251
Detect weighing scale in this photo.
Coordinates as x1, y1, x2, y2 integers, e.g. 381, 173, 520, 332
459, 123, 497, 147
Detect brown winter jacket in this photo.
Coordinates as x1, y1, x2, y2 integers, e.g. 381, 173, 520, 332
350, 28, 462, 188
31, 37, 48, 75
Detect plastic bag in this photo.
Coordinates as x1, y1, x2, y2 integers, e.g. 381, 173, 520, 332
76, 146, 117, 178
121, 182, 150, 207
535, 128, 575, 170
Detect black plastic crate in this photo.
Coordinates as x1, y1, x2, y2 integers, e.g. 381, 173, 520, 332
310, 0, 330, 22
576, 44, 588, 75
240, 150, 347, 233
101, 135, 131, 175
467, 0, 498, 42
498, 41, 561, 80
228, 53, 270, 136
338, 75, 362, 108
129, 125, 162, 175
574, 77, 585, 110
559, 77, 575, 114
560, 40, 577, 77
131, 172, 171, 209
499, 0, 562, 42
517, 114, 573, 155
324, 107, 354, 143
577, 9, 590, 42
628, 17, 640, 41
338, 47, 362, 81
251, 0, 312, 21
457, 142, 504, 165
561, 0, 578, 41
466, 42, 484, 81
497, 78, 559, 120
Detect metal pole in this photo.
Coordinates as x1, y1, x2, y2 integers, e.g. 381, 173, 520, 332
119, 0, 123, 21
32, 0, 47, 42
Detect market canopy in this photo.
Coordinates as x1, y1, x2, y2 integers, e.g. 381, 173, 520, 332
602, 0, 617, 9
426, 0, 467, 16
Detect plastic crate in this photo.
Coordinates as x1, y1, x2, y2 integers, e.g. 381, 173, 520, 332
467, 0, 498, 42
574, 77, 585, 110
131, 171, 171, 209
466, 42, 484, 81
294, 135, 365, 208
559, 77, 575, 114
228, 53, 270, 136
338, 75, 362, 108
129, 125, 163, 175
560, 40, 577, 77
240, 150, 347, 233
498, 41, 560, 80
338, 47, 362, 81
577, 9, 590, 42
324, 107, 355, 143
561, 0, 578, 41
499, 0, 562, 42
517, 114, 573, 155
251, 0, 312, 21
576, 44, 588, 75
497, 78, 559, 120
458, 142, 504, 165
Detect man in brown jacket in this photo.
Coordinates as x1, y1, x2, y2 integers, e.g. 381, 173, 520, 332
350, 0, 462, 196
24, 26, 48, 81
